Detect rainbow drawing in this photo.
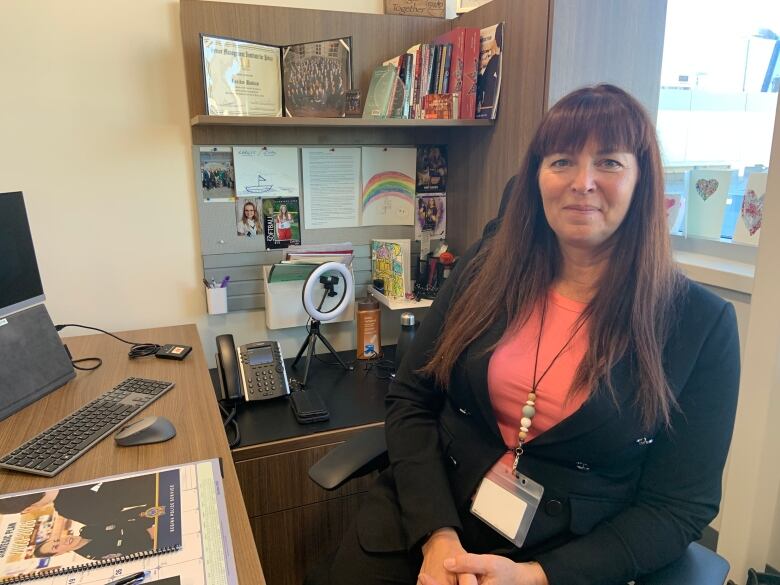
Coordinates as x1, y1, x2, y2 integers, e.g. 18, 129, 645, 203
362, 171, 415, 211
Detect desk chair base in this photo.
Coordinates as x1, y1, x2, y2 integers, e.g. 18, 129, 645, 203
292, 320, 352, 388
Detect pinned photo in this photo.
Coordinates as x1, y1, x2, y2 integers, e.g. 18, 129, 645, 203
200, 147, 236, 202
236, 198, 261, 238
415, 194, 446, 240
262, 197, 301, 249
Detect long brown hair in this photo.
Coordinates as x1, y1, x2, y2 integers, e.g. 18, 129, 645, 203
423, 84, 684, 430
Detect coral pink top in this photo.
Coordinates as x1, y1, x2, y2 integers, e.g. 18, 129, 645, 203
488, 289, 590, 467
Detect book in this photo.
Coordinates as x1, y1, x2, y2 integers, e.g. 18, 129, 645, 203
423, 93, 458, 119
430, 45, 442, 94
363, 65, 399, 118
441, 43, 453, 93
0, 460, 235, 584
433, 27, 480, 119
476, 22, 504, 120
386, 75, 407, 118
371, 239, 411, 299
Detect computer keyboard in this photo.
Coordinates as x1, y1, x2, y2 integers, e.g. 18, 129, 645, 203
0, 377, 174, 477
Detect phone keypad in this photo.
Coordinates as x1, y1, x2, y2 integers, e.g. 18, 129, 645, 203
239, 343, 288, 401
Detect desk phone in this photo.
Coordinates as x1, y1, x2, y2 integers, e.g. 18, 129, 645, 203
216, 335, 290, 402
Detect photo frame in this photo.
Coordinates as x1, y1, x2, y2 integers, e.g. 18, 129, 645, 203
282, 37, 353, 118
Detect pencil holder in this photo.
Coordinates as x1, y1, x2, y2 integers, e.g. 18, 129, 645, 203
206, 287, 228, 315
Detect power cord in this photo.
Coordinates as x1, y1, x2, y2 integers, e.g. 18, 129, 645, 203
218, 401, 241, 448
55, 323, 162, 370
361, 354, 395, 380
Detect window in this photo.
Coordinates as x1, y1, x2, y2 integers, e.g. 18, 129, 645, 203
658, 0, 779, 245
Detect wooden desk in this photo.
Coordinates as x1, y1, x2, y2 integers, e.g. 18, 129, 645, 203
0, 324, 264, 585
219, 354, 391, 585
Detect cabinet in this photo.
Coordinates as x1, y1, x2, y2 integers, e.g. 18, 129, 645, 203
232, 427, 380, 585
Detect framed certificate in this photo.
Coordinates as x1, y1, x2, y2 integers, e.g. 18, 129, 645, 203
201, 34, 283, 117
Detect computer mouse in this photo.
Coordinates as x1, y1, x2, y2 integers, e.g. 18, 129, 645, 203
114, 416, 176, 446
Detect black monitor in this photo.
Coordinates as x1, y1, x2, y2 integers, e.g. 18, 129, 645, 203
0, 192, 74, 421
0, 192, 45, 318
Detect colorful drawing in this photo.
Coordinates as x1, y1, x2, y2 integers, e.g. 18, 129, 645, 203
733, 172, 768, 244
741, 189, 764, 236
686, 170, 731, 240
361, 147, 416, 226
363, 171, 414, 212
371, 240, 405, 298
695, 178, 719, 201
664, 194, 683, 234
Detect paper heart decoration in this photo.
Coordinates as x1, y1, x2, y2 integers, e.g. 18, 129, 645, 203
741, 189, 764, 236
664, 197, 676, 215
695, 178, 719, 201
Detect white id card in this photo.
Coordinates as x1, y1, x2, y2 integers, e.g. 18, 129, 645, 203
470, 461, 544, 547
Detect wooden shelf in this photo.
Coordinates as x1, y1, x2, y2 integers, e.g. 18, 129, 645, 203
368, 286, 433, 310
191, 115, 494, 128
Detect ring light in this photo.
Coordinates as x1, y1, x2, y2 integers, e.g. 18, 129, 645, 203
292, 261, 355, 387
301, 262, 354, 322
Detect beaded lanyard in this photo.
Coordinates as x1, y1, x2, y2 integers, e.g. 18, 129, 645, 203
512, 295, 588, 474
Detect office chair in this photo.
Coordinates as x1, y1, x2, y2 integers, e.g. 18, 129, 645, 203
308, 426, 731, 585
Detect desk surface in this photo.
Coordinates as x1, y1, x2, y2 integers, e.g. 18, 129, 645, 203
223, 350, 392, 461
0, 324, 264, 585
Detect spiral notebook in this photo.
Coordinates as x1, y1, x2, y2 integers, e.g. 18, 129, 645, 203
0, 459, 236, 584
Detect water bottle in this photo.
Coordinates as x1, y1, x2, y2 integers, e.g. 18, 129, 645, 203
394, 312, 417, 372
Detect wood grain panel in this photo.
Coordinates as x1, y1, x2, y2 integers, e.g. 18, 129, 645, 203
446, 0, 552, 253
235, 442, 377, 517
180, 0, 449, 120
252, 494, 368, 585
192, 115, 493, 127
0, 325, 265, 585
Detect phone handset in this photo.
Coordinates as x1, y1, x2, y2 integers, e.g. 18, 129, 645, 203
215, 335, 290, 402
216, 334, 242, 401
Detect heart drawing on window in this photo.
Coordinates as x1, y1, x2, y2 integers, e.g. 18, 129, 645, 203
741, 189, 764, 236
695, 178, 719, 201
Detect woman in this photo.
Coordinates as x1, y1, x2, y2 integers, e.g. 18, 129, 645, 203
275, 203, 293, 241
237, 200, 258, 237
312, 85, 740, 585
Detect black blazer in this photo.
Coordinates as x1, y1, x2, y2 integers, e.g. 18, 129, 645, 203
355, 238, 740, 585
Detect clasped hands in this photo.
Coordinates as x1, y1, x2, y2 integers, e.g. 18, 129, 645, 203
418, 528, 549, 585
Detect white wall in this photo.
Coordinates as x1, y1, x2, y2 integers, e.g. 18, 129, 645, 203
0, 0, 414, 369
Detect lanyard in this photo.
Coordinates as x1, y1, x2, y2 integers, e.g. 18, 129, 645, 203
512, 295, 587, 474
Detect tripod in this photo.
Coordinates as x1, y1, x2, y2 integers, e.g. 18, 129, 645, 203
292, 281, 352, 387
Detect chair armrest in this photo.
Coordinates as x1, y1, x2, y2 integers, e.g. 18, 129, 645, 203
640, 542, 730, 585
308, 426, 388, 490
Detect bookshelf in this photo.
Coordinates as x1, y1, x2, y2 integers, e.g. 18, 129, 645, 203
368, 286, 434, 310
191, 115, 494, 128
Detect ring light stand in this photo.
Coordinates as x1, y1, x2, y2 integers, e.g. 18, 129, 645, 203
292, 262, 354, 387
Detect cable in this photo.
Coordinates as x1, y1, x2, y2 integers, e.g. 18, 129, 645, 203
55, 323, 162, 361
361, 353, 395, 380
71, 357, 103, 371
218, 401, 241, 448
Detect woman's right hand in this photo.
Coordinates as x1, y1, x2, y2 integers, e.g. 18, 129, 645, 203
419, 528, 477, 585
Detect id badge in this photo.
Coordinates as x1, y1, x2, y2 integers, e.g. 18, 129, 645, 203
470, 461, 544, 547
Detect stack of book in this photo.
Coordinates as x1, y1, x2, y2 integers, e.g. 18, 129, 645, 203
267, 243, 354, 283
363, 27, 481, 120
